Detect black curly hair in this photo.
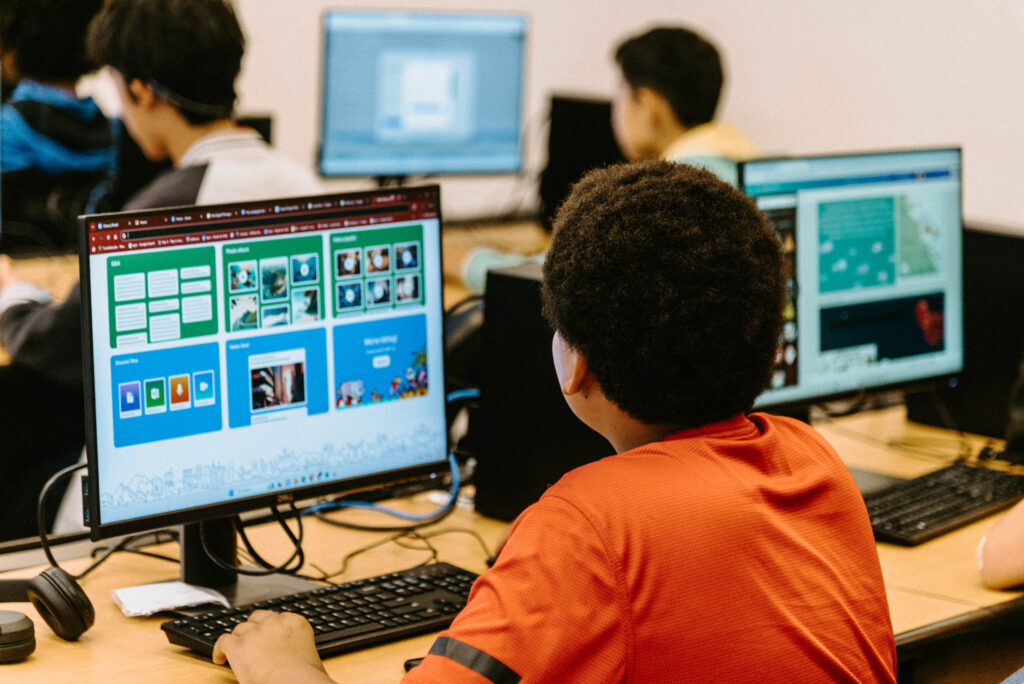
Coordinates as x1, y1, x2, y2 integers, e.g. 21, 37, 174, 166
541, 160, 784, 429
615, 27, 723, 128
0, 0, 105, 83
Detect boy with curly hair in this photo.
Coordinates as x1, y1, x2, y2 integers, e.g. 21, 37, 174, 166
214, 160, 896, 683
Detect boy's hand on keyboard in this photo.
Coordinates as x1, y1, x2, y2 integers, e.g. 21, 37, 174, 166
213, 610, 335, 684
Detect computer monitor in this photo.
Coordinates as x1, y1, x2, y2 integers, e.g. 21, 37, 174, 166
80, 186, 448, 603
538, 95, 625, 230
739, 147, 964, 415
318, 10, 527, 180
906, 224, 1024, 440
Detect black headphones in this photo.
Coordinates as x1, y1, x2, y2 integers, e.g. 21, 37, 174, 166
0, 566, 94, 661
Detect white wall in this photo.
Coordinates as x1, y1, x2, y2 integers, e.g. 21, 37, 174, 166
232, 0, 1024, 229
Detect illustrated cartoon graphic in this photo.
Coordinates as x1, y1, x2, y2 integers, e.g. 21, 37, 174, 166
332, 315, 428, 408
394, 346, 428, 399
335, 379, 366, 408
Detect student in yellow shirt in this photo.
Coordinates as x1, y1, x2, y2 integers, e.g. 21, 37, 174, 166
454, 25, 758, 295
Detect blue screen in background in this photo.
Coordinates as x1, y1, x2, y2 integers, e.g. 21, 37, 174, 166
320, 11, 527, 175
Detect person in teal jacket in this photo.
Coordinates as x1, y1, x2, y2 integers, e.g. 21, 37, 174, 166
1, 0, 115, 177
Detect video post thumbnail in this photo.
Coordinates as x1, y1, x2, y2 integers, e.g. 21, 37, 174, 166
335, 248, 362, 278
366, 277, 392, 307
366, 246, 390, 274
249, 348, 307, 413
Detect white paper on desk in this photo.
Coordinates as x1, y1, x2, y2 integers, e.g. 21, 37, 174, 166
111, 580, 230, 617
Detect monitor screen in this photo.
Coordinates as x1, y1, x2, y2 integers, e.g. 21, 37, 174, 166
318, 10, 527, 177
80, 187, 448, 542
538, 95, 625, 230
740, 148, 964, 410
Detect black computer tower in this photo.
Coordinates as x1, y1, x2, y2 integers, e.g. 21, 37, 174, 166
464, 262, 615, 521
906, 225, 1024, 439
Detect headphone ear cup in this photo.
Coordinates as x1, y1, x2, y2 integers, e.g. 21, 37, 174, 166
0, 610, 35, 663
25, 567, 95, 641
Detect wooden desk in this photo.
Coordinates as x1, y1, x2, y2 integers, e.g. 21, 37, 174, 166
2, 493, 509, 684
441, 220, 549, 305
0, 253, 79, 365
3, 409, 1024, 683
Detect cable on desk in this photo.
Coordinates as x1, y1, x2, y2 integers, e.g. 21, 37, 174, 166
309, 531, 417, 581
307, 450, 461, 531
310, 526, 493, 583
82, 531, 180, 578
389, 531, 439, 566
98, 534, 179, 566
36, 462, 181, 579
198, 502, 306, 577
414, 527, 493, 561
815, 390, 983, 464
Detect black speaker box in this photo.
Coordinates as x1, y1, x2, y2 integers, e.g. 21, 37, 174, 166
464, 262, 614, 521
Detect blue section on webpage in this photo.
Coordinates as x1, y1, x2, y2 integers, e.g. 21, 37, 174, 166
332, 313, 428, 408
110, 342, 221, 447
225, 328, 329, 428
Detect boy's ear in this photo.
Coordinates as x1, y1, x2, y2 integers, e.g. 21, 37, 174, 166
561, 346, 592, 396
126, 78, 157, 108
635, 86, 674, 128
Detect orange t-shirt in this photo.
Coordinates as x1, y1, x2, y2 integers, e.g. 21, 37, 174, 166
405, 413, 896, 683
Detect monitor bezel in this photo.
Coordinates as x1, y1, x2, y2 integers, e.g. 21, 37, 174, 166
79, 187, 451, 541
316, 8, 529, 178
738, 146, 965, 414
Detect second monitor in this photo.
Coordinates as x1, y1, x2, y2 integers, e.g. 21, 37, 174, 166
318, 10, 528, 179
740, 148, 964, 414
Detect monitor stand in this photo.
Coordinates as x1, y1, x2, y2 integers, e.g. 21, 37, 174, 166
375, 175, 408, 188
175, 517, 321, 614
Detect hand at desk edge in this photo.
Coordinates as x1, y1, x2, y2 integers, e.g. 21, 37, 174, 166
213, 609, 337, 684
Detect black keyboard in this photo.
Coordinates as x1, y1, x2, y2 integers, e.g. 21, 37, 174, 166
864, 461, 1024, 545
161, 562, 476, 657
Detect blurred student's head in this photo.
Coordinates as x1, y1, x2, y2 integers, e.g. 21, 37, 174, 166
612, 27, 724, 160
0, 0, 105, 92
87, 0, 244, 127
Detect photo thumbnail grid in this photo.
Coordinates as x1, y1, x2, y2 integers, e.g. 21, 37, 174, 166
331, 224, 424, 317
224, 234, 324, 333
